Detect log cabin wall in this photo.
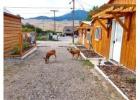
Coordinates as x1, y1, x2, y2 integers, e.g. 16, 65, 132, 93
78, 29, 83, 44
91, 19, 111, 59
4, 13, 22, 57
78, 23, 90, 48
90, 0, 136, 71
120, 13, 136, 71
108, 0, 136, 70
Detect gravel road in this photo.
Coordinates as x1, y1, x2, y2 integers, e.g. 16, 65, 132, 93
4, 39, 125, 100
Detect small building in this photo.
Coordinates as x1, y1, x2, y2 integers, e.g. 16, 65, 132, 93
63, 26, 78, 36
78, 21, 92, 49
4, 12, 37, 59
90, 0, 136, 71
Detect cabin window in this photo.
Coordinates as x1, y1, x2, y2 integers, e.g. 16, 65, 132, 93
94, 27, 102, 41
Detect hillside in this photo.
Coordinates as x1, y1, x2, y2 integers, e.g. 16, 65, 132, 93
29, 10, 88, 21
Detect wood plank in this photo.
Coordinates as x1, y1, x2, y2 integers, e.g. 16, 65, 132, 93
4, 23, 21, 27
4, 19, 22, 25
4, 41, 18, 47
4, 39, 19, 45
4, 37, 19, 42
127, 14, 132, 40
112, 14, 129, 32
4, 33, 19, 37
96, 18, 108, 33
4, 27, 21, 31
4, 16, 21, 22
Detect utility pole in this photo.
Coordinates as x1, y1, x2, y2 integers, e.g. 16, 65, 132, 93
72, 0, 75, 44
34, 26, 36, 32
50, 10, 58, 34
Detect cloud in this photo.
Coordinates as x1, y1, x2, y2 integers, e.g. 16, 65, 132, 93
4, 0, 109, 18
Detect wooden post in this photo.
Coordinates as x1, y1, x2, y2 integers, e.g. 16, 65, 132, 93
35, 32, 37, 47
112, 14, 129, 32
127, 14, 132, 41
96, 18, 109, 37
19, 32, 23, 56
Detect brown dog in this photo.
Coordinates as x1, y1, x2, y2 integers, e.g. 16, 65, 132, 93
43, 49, 56, 63
67, 47, 80, 59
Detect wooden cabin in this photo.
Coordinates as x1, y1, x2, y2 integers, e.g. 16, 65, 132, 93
4, 12, 37, 58
90, 0, 136, 71
78, 21, 92, 49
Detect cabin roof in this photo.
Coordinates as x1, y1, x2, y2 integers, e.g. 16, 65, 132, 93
78, 21, 92, 30
91, 4, 136, 19
4, 12, 22, 19
81, 21, 92, 25
108, 0, 113, 3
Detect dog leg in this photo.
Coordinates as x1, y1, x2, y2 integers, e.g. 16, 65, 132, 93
72, 54, 74, 59
54, 54, 56, 58
54, 54, 57, 61
77, 54, 80, 59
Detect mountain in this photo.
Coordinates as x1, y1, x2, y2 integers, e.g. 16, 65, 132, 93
29, 10, 88, 21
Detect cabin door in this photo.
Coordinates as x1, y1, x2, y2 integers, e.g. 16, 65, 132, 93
110, 17, 124, 62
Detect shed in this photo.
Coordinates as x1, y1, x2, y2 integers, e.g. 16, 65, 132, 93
4, 12, 37, 59
78, 21, 92, 49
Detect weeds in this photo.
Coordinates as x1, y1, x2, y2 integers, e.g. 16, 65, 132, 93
11, 44, 20, 55
80, 76, 85, 81
125, 76, 136, 84
82, 60, 94, 69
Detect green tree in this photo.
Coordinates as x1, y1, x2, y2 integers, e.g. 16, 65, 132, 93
86, 6, 98, 21
22, 23, 43, 33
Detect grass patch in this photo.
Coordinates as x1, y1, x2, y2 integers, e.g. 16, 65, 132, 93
37, 34, 49, 41
125, 76, 136, 84
82, 60, 94, 69
80, 76, 85, 81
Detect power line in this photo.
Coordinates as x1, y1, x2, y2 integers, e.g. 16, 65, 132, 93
11, 12, 52, 14
5, 7, 70, 9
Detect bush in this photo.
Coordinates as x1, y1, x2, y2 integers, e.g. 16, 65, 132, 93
37, 34, 49, 41
82, 60, 94, 69
126, 76, 136, 84
11, 44, 20, 55
37, 35, 42, 40
23, 42, 30, 49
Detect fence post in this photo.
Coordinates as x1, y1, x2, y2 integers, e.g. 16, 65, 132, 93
19, 32, 23, 56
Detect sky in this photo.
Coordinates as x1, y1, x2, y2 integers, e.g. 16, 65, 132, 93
4, 0, 109, 18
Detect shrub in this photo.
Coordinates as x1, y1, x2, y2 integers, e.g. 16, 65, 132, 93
23, 41, 30, 49
126, 76, 136, 84
82, 60, 94, 69
36, 34, 42, 40
11, 44, 20, 55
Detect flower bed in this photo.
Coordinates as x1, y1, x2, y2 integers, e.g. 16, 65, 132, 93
98, 63, 136, 100
76, 45, 102, 58
81, 50, 102, 58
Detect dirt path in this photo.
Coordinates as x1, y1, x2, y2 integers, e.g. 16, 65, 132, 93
4, 40, 125, 100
